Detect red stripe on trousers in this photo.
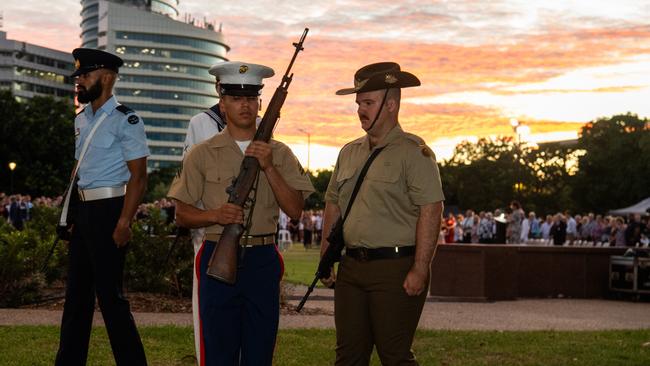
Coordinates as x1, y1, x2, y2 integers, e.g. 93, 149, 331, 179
196, 241, 206, 366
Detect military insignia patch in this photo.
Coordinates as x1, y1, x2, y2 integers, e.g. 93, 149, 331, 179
74, 59, 80, 70
239, 65, 249, 74
127, 115, 140, 125
385, 73, 398, 84
420, 144, 433, 157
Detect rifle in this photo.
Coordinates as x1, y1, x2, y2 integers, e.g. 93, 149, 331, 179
295, 222, 341, 312
206, 28, 309, 284
296, 147, 385, 311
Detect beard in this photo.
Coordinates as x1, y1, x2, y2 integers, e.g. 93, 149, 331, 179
76, 78, 103, 104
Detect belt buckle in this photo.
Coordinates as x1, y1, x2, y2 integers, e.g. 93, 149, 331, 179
358, 247, 369, 262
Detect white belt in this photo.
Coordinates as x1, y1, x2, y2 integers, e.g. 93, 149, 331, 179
78, 186, 126, 202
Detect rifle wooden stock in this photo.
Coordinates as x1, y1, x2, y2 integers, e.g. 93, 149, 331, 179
206, 28, 309, 284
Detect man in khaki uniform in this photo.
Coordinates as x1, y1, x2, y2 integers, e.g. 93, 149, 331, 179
321, 62, 444, 366
168, 61, 314, 366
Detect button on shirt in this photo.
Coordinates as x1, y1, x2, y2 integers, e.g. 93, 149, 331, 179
75, 96, 150, 189
325, 125, 444, 249
168, 129, 315, 236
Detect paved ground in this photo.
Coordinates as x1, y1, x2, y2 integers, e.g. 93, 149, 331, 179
2, 287, 649, 331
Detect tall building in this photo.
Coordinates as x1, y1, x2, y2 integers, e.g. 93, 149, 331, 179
80, 0, 229, 169
0, 31, 74, 102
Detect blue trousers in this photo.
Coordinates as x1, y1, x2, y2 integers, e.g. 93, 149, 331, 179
197, 241, 283, 366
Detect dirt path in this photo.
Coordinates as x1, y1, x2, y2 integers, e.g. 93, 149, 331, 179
2, 286, 649, 331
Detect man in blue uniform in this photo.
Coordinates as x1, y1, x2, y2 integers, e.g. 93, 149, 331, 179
55, 48, 149, 366
168, 61, 314, 366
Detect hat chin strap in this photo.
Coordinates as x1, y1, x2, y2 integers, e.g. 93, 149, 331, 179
364, 89, 390, 132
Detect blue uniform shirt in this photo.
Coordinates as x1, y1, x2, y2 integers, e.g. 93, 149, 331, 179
75, 95, 149, 189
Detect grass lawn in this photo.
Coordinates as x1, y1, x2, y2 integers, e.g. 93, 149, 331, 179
1, 326, 649, 365
280, 244, 328, 287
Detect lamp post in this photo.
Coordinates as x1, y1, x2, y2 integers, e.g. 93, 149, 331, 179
509, 119, 530, 196
297, 128, 311, 172
8, 162, 16, 194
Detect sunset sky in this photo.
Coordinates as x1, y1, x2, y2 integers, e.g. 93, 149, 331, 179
3, 0, 650, 169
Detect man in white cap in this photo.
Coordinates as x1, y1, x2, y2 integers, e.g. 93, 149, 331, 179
168, 61, 314, 365
182, 62, 269, 362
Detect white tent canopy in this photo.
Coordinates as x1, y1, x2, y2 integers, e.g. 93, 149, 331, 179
609, 197, 650, 216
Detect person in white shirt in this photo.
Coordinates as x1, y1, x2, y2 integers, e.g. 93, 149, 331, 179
182, 65, 227, 363
566, 212, 577, 245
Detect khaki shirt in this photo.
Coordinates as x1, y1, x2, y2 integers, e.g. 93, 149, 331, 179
168, 128, 314, 236
325, 124, 444, 248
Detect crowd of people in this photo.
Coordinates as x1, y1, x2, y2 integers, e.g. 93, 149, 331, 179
279, 209, 323, 249
441, 200, 650, 247
0, 192, 62, 230
5, 192, 649, 249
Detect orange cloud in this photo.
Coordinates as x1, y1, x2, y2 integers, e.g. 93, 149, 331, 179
227, 25, 650, 149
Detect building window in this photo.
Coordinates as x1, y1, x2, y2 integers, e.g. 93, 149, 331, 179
146, 132, 186, 142
128, 103, 204, 116
122, 61, 210, 77
15, 67, 71, 84
150, 1, 179, 17
149, 146, 184, 156
81, 3, 99, 17
148, 160, 181, 170
116, 88, 217, 106
82, 27, 98, 39
12, 82, 74, 98
144, 119, 189, 129
115, 31, 226, 54
82, 40, 98, 48
81, 15, 98, 28
118, 74, 215, 93
114, 46, 223, 65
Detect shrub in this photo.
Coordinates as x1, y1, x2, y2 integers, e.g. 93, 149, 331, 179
125, 207, 193, 297
0, 228, 46, 306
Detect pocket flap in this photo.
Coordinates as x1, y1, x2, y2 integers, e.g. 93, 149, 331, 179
336, 167, 356, 183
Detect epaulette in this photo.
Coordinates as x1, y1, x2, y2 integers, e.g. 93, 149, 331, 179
116, 104, 135, 115
341, 135, 365, 150
404, 132, 425, 146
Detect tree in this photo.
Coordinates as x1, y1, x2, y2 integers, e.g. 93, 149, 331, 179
440, 136, 580, 215
573, 113, 650, 213
0, 91, 75, 196
440, 137, 526, 212
145, 166, 177, 202
305, 169, 332, 210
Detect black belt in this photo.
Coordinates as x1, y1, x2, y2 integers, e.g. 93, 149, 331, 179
345, 246, 415, 261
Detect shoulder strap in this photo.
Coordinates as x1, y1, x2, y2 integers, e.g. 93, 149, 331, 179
115, 104, 134, 115
341, 147, 385, 224
59, 111, 110, 225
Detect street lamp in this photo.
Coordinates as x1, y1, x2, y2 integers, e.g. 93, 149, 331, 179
297, 128, 311, 172
509, 119, 530, 197
8, 162, 16, 194
509, 118, 530, 144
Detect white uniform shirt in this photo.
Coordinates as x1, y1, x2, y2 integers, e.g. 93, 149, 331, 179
182, 106, 226, 249
183, 108, 225, 153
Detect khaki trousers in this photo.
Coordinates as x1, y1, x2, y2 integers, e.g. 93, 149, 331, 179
334, 255, 428, 366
